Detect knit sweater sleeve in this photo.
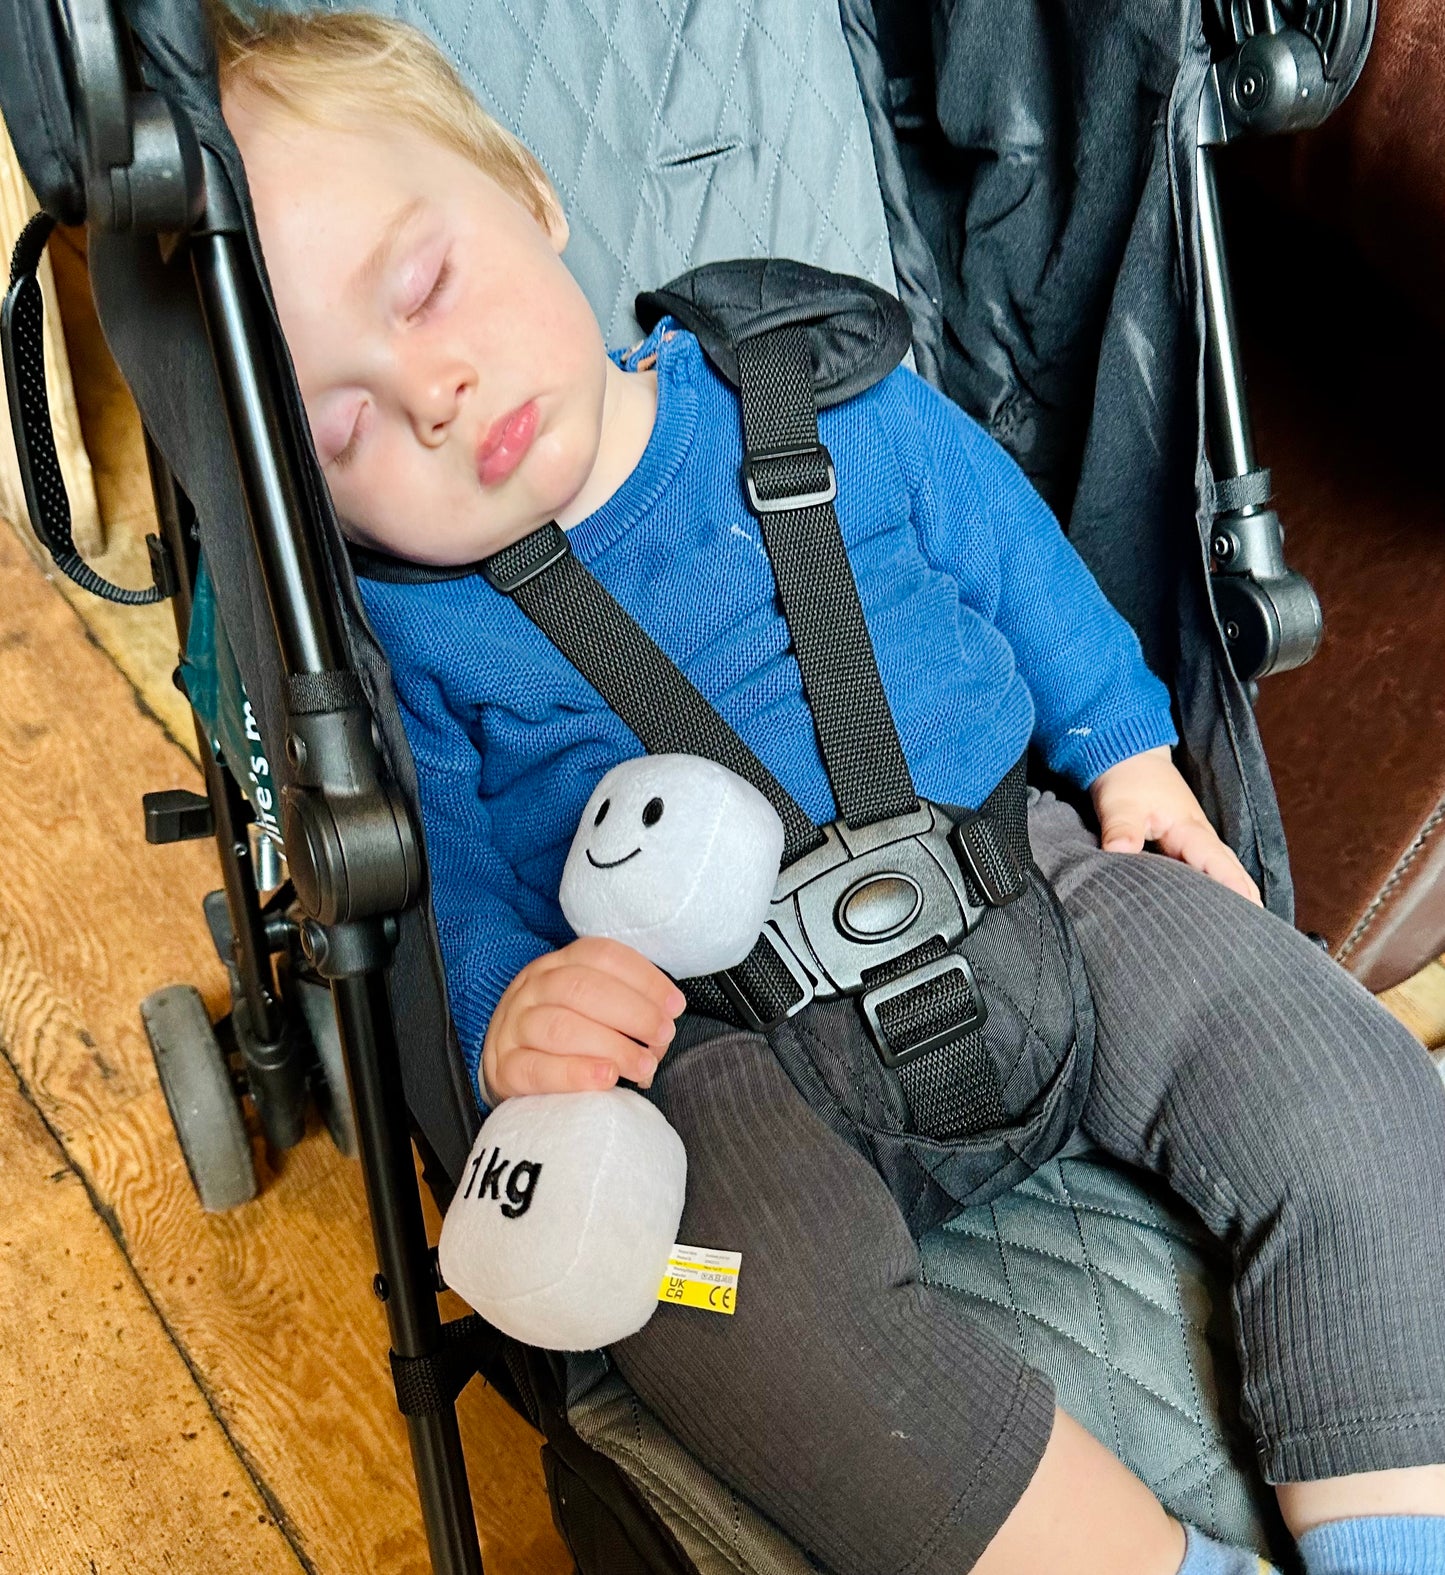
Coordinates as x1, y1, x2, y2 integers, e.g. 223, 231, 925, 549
394, 681, 552, 1112
892, 371, 1178, 787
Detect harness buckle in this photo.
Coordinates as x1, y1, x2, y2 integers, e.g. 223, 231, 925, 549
716, 922, 817, 1032
861, 954, 988, 1069
742, 443, 838, 515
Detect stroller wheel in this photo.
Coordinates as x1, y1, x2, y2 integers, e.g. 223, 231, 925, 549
295, 977, 358, 1159
141, 984, 259, 1211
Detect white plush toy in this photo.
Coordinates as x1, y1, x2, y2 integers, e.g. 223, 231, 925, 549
438, 755, 785, 1350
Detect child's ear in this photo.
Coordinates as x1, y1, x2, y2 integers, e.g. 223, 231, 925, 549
536, 180, 570, 254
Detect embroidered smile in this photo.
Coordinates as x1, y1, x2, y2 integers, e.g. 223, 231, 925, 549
586, 846, 642, 869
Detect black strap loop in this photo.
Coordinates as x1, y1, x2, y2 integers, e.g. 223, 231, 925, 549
2, 212, 164, 606
389, 1314, 498, 1417
1214, 467, 1272, 514
286, 668, 367, 715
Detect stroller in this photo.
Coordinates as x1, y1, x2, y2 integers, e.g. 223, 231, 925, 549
0, 0, 1376, 1568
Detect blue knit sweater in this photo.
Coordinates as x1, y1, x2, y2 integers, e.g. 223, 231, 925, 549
358, 324, 1177, 1092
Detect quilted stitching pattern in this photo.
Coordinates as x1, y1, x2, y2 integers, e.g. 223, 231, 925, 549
294, 0, 896, 343
921, 1149, 1275, 1551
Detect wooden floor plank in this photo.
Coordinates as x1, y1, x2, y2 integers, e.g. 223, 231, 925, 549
0, 1055, 304, 1574
0, 521, 569, 1572
1378, 958, 1445, 1051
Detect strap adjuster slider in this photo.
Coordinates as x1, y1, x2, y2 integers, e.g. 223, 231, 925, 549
862, 954, 988, 1068
481, 523, 570, 595
742, 443, 838, 515
717, 923, 816, 1032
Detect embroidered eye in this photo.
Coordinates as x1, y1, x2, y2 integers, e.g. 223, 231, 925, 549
593, 798, 610, 826
642, 797, 664, 827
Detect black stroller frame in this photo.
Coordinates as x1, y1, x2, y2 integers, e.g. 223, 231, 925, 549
152, 183, 497, 1574
0, 0, 1377, 1569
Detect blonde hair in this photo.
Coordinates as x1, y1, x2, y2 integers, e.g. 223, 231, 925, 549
210, 6, 557, 227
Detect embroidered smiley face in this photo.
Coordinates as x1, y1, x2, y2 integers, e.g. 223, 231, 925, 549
583, 791, 666, 869
559, 754, 785, 978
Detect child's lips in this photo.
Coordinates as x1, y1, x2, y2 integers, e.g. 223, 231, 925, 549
476, 400, 539, 486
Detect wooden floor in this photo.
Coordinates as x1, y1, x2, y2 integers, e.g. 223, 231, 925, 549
0, 521, 571, 1574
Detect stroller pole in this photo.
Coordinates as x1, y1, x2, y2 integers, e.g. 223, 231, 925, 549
188, 154, 485, 1575
1194, 138, 1322, 684
1194, 0, 1377, 683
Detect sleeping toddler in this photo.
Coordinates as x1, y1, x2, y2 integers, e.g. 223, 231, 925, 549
214, 10, 1445, 1574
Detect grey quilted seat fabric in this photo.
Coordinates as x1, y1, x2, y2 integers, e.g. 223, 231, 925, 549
284, 0, 898, 343
921, 1143, 1278, 1553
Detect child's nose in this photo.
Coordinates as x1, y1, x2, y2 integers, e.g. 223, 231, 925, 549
404, 356, 475, 445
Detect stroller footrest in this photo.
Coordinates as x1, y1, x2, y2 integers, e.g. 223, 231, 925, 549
144, 788, 215, 844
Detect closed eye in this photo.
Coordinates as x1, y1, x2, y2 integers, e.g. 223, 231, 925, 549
407, 254, 454, 322
330, 403, 370, 471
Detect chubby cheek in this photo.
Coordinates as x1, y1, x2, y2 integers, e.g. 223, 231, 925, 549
328, 433, 556, 562
501, 338, 604, 514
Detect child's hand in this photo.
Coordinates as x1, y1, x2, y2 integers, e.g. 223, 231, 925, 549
481, 937, 687, 1105
1089, 746, 1262, 906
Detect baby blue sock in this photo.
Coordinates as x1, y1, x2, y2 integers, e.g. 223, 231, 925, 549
1176, 1525, 1278, 1573
1295, 1514, 1445, 1574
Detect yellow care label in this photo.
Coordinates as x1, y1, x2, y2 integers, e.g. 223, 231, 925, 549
657, 1243, 741, 1316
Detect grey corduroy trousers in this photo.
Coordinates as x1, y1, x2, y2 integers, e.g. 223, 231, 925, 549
611, 795, 1445, 1575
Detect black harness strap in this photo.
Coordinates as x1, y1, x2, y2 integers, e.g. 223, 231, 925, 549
736, 326, 918, 830
481, 524, 824, 865
389, 1313, 499, 1416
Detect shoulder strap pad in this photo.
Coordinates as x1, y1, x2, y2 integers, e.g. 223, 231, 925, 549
635, 259, 911, 410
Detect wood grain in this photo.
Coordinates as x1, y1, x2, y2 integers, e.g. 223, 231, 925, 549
0, 1053, 303, 1574
0, 521, 569, 1572
1378, 958, 1445, 1051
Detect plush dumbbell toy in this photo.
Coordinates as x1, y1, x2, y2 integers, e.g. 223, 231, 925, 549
438, 755, 784, 1350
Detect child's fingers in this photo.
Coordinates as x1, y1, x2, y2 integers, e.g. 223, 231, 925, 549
1205, 854, 1262, 906
1098, 809, 1148, 854
1156, 820, 1263, 906
543, 936, 687, 1016
513, 1002, 663, 1085
533, 959, 680, 1050
496, 1046, 623, 1098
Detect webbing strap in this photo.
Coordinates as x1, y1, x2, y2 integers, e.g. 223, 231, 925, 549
737, 326, 918, 829
482, 525, 824, 864
1214, 467, 1272, 513
896, 1023, 1005, 1139
2, 212, 163, 606
389, 1313, 498, 1417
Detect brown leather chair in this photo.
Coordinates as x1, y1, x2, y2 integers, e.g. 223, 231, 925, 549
1227, 0, 1445, 991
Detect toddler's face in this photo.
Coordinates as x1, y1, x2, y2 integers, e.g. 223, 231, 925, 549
226, 95, 607, 563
